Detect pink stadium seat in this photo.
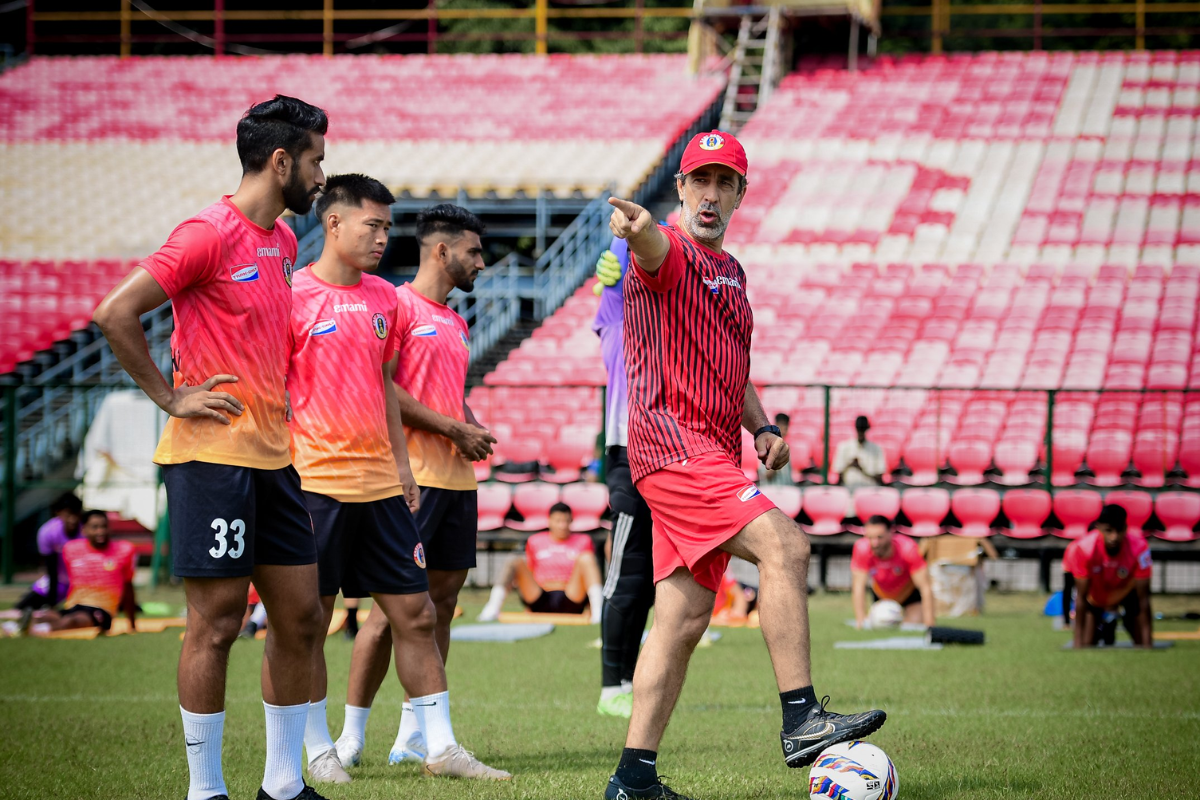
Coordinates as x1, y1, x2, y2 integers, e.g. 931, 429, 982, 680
761, 484, 802, 519
1179, 436, 1200, 487
900, 488, 950, 538
1085, 436, 1131, 486
1131, 436, 1174, 488
1050, 436, 1087, 486
801, 486, 850, 536
1052, 489, 1103, 539
1002, 489, 1052, 539
473, 459, 492, 483
788, 438, 813, 482
1103, 490, 1153, 536
476, 483, 513, 532
1155, 492, 1200, 542
562, 482, 609, 531
946, 439, 992, 485
542, 435, 594, 484
509, 483, 562, 532
902, 440, 941, 485
852, 486, 901, 522
950, 488, 1001, 537
993, 440, 1038, 485
492, 439, 543, 484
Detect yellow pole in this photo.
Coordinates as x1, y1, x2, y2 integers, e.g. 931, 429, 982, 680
535, 0, 548, 55
120, 0, 131, 57
324, 0, 334, 56
1135, 0, 1145, 49
931, 0, 942, 54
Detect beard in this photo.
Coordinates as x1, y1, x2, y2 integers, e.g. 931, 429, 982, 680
682, 200, 730, 243
283, 169, 318, 215
446, 254, 477, 293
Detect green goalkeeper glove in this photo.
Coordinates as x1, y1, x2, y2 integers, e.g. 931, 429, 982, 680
592, 249, 622, 296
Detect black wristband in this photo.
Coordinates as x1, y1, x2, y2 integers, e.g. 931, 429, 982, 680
753, 425, 781, 439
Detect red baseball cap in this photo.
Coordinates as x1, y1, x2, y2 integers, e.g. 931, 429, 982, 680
679, 130, 748, 177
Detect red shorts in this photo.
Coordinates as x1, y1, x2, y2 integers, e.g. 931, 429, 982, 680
636, 450, 776, 593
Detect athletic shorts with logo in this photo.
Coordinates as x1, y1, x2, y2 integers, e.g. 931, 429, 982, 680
636, 450, 775, 593
163, 462, 316, 578
413, 486, 478, 571
305, 492, 428, 598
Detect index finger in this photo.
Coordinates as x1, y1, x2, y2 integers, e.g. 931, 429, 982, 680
201, 374, 239, 390
608, 197, 641, 217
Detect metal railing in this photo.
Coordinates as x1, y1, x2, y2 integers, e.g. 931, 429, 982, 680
532, 191, 614, 320
449, 252, 522, 364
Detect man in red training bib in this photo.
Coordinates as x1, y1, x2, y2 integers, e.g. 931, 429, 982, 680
850, 515, 936, 629
1070, 504, 1153, 648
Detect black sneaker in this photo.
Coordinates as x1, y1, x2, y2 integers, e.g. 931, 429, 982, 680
256, 785, 329, 800
239, 620, 258, 639
780, 696, 886, 768
604, 774, 695, 799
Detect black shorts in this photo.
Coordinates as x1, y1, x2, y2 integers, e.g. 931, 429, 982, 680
163, 462, 316, 579
305, 492, 429, 598
413, 487, 478, 571
527, 590, 587, 615
872, 587, 923, 608
61, 604, 113, 632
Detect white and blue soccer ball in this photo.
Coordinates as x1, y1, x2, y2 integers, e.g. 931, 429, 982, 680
808, 741, 898, 800
867, 600, 904, 630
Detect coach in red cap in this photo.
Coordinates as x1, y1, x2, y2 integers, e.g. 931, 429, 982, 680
601, 134, 886, 800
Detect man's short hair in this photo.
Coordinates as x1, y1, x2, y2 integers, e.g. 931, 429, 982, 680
415, 204, 486, 245
855, 415, 871, 432
775, 412, 790, 425
315, 174, 396, 220
549, 502, 572, 516
236, 95, 328, 174
80, 509, 108, 526
51, 492, 83, 515
866, 514, 892, 528
1095, 504, 1127, 531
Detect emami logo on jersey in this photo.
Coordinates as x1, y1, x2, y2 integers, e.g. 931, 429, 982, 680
738, 484, 761, 502
309, 319, 337, 336
230, 263, 260, 282
413, 324, 438, 337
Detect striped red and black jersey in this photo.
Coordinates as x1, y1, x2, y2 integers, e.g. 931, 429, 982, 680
623, 225, 753, 482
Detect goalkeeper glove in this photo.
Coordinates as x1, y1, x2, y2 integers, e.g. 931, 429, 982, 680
593, 249, 622, 296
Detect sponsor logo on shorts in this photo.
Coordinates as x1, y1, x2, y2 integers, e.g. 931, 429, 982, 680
414, 543, 426, 569
229, 263, 260, 282
738, 484, 761, 502
310, 319, 337, 336
282, 256, 294, 286
413, 324, 438, 337
698, 133, 725, 151
372, 312, 389, 339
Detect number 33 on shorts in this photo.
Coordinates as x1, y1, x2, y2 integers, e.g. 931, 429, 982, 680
209, 518, 247, 559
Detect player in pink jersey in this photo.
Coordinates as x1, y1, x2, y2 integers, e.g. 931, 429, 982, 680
850, 515, 936, 629
1070, 505, 1154, 648
94, 96, 330, 800
478, 502, 604, 621
332, 204, 497, 769
287, 175, 508, 783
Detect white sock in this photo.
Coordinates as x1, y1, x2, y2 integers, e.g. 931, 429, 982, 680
303, 697, 335, 765
410, 691, 456, 759
339, 704, 370, 746
621, 679, 633, 693
392, 702, 421, 749
262, 701, 308, 800
600, 685, 625, 701
250, 603, 267, 628
588, 585, 604, 623
479, 585, 506, 619
181, 707, 227, 800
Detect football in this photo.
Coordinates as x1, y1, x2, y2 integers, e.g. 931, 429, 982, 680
867, 600, 904, 629
808, 741, 898, 800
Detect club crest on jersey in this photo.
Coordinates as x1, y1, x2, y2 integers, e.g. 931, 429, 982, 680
309, 319, 337, 336
372, 312, 388, 340
413, 324, 438, 337
459, 331, 470, 350
229, 263, 260, 283
698, 133, 725, 151
414, 543, 427, 569
282, 257, 294, 286
738, 484, 761, 502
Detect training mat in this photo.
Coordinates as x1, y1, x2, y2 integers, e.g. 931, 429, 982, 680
1156, 629, 1200, 640
498, 611, 592, 625
1060, 640, 1175, 649
835, 636, 943, 650
844, 620, 929, 632
450, 623, 555, 642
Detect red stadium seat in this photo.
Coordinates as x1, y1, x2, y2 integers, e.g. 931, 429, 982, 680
492, 438, 543, 484
1155, 492, 1200, 542
542, 435, 594, 484
800, 486, 849, 536
761, 484, 802, 518
900, 488, 950, 538
474, 459, 492, 483
1002, 489, 1052, 539
946, 440, 992, 485
1131, 436, 1175, 488
994, 440, 1038, 486
477, 483, 513, 532
562, 482, 609, 531
901, 439, 941, 485
1052, 489, 1103, 539
852, 486, 901, 522
787, 438, 814, 482
949, 488, 1000, 537
1179, 436, 1200, 487
1084, 435, 1131, 487
508, 483, 562, 532
1103, 490, 1153, 536
1050, 436, 1087, 486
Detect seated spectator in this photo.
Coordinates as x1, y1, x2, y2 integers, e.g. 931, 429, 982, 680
851, 515, 936, 629
4, 492, 83, 617
833, 415, 885, 490
479, 502, 603, 622
5, 511, 137, 636
239, 583, 268, 639
1071, 505, 1153, 648
759, 413, 794, 486
711, 569, 758, 624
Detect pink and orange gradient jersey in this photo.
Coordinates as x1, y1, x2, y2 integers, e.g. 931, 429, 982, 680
62, 538, 136, 616
393, 284, 475, 491
288, 268, 403, 502
1070, 530, 1152, 608
851, 533, 927, 603
141, 197, 297, 470
525, 532, 594, 587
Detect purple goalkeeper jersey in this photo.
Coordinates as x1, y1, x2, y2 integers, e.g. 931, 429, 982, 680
31, 516, 76, 600
593, 237, 630, 448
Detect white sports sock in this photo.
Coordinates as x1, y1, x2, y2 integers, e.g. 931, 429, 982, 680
588, 584, 604, 623
410, 691, 456, 759
303, 697, 335, 765
339, 704, 371, 746
479, 585, 506, 620
393, 702, 421, 748
262, 701, 308, 800
600, 685, 625, 701
621, 679, 633, 693
250, 603, 268, 628
181, 707, 227, 800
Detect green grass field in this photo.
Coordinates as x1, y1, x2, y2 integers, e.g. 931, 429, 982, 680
2, 588, 1199, 800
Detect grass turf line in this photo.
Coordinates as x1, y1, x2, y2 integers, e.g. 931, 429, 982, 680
1, 591, 1198, 799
